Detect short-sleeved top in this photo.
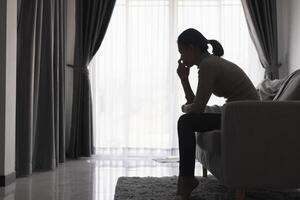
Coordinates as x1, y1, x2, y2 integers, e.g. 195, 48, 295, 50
187, 55, 259, 113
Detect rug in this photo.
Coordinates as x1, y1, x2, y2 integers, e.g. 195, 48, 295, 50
114, 176, 300, 200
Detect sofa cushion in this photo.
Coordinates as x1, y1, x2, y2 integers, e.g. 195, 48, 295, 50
273, 69, 300, 101
196, 130, 221, 153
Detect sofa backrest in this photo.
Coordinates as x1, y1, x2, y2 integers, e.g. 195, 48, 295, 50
273, 69, 300, 101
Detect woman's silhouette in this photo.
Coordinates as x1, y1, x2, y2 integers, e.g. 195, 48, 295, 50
176, 28, 259, 199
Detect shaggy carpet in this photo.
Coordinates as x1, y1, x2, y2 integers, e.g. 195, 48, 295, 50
114, 176, 300, 200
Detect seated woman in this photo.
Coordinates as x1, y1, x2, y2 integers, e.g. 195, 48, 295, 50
176, 28, 259, 200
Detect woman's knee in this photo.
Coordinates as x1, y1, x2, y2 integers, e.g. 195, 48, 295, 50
178, 114, 195, 130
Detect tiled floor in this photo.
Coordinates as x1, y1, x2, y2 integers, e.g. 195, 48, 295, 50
0, 155, 203, 200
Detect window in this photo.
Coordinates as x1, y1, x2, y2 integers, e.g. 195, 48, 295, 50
89, 0, 263, 156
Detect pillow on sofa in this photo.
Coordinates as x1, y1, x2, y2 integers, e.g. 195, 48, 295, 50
273, 69, 300, 101
256, 78, 285, 100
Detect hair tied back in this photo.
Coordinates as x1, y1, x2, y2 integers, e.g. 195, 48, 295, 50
207, 39, 224, 57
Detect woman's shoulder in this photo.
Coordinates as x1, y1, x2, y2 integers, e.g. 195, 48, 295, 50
198, 55, 221, 79
199, 55, 222, 72
201, 55, 224, 67
202, 55, 242, 72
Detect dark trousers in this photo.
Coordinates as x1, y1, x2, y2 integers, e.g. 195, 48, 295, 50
177, 113, 221, 176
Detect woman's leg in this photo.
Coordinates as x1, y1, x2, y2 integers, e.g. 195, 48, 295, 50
177, 113, 221, 176
177, 113, 221, 198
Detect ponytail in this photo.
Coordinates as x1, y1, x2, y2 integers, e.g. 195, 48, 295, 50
207, 40, 224, 57
178, 29, 225, 57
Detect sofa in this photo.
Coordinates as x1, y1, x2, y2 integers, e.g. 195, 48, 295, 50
196, 69, 300, 199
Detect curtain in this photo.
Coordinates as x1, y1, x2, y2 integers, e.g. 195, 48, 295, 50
16, 0, 66, 176
241, 0, 280, 80
89, 0, 263, 157
68, 0, 116, 158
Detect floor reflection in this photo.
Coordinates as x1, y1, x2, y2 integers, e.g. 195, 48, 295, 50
0, 156, 202, 200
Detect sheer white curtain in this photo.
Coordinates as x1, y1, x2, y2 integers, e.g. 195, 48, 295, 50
89, 0, 263, 157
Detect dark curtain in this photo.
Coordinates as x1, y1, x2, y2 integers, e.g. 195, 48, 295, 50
67, 0, 116, 158
241, 0, 280, 80
16, 0, 66, 176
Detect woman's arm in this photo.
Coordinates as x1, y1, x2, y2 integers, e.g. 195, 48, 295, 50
177, 59, 195, 104
180, 78, 195, 104
182, 61, 216, 113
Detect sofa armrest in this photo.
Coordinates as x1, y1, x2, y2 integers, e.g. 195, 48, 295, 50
220, 101, 300, 188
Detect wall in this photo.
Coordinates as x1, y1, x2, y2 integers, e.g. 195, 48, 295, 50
0, 0, 7, 177
5, 0, 16, 177
278, 0, 300, 75
0, 0, 16, 186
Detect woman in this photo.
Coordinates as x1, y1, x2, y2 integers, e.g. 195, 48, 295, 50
176, 28, 259, 199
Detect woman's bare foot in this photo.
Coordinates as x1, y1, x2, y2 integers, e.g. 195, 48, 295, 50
176, 176, 183, 195
176, 176, 199, 199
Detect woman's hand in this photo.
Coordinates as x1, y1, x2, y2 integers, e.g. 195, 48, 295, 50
177, 59, 189, 80
181, 104, 187, 113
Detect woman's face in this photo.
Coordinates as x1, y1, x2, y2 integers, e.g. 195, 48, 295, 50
177, 44, 197, 68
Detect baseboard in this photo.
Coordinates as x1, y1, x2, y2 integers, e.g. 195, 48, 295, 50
0, 172, 16, 187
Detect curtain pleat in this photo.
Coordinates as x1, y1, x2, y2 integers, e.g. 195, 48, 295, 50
241, 0, 280, 79
67, 0, 116, 158
16, 0, 66, 176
